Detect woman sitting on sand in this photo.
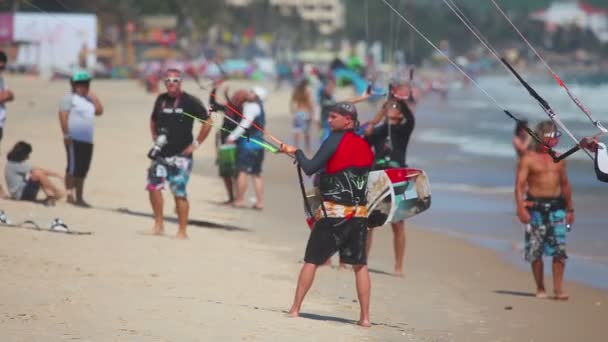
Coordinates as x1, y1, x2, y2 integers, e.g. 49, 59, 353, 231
4, 141, 64, 205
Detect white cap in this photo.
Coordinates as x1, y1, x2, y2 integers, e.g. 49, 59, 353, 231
251, 86, 268, 101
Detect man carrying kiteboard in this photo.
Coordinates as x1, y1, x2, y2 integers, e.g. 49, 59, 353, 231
364, 83, 416, 277
280, 101, 374, 327
515, 120, 574, 300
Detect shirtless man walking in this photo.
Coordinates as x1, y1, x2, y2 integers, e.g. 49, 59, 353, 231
515, 120, 574, 300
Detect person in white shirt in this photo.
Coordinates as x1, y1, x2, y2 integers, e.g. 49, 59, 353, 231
226, 87, 267, 210
58, 70, 103, 207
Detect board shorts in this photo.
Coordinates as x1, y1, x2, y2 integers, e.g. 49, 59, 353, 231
20, 179, 40, 201
304, 217, 368, 266
146, 155, 192, 198
236, 148, 264, 175
66, 140, 94, 178
218, 144, 237, 177
524, 195, 568, 262
293, 111, 311, 134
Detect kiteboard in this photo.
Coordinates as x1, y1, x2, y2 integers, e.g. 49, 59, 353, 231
303, 168, 431, 229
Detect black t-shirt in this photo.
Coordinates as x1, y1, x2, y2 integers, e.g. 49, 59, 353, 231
365, 109, 415, 167
151, 92, 208, 157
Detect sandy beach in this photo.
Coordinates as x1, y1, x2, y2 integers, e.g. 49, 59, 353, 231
0, 75, 607, 341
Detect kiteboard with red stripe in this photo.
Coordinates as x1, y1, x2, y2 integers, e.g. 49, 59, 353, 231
303, 168, 431, 229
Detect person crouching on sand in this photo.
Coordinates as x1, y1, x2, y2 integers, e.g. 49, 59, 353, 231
515, 120, 573, 300
280, 101, 374, 327
5, 141, 64, 205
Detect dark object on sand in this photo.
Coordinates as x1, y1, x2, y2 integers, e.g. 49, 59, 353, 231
504, 306, 513, 310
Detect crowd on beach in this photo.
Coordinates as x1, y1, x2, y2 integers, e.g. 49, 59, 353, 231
2, 47, 606, 327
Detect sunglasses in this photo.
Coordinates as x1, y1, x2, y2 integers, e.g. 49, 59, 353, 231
543, 131, 562, 138
165, 77, 181, 84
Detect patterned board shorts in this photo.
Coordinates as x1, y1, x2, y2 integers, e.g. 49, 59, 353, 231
146, 156, 192, 198
524, 196, 568, 262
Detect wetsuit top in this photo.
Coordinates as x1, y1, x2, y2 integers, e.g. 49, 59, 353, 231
296, 130, 374, 206
365, 102, 415, 168
227, 100, 266, 150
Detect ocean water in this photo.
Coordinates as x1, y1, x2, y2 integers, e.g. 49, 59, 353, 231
404, 74, 608, 289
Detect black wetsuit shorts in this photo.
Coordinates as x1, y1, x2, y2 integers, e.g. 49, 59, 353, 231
304, 217, 368, 266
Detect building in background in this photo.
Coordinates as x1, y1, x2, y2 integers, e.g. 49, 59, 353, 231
228, 0, 344, 35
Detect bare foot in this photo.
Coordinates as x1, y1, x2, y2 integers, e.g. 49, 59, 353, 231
357, 319, 371, 328
286, 308, 299, 318
394, 269, 404, 278
252, 203, 264, 211
152, 224, 164, 236
554, 292, 569, 301
73, 199, 91, 208
67, 194, 76, 204
232, 201, 247, 209
175, 231, 189, 240
536, 291, 548, 299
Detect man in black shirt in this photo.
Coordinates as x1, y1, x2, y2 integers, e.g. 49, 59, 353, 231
364, 93, 416, 277
147, 68, 212, 239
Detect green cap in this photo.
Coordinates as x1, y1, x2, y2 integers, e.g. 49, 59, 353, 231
71, 70, 91, 82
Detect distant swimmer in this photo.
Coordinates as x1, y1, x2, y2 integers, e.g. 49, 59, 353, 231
515, 121, 574, 300
280, 101, 374, 327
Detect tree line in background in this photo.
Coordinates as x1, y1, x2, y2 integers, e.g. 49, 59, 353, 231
1, 0, 607, 63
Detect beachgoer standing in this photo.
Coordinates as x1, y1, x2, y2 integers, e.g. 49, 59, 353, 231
318, 77, 337, 142
59, 70, 103, 207
5, 141, 63, 204
147, 68, 212, 239
280, 101, 374, 327
226, 87, 267, 210
290, 79, 315, 152
364, 94, 416, 277
515, 120, 574, 300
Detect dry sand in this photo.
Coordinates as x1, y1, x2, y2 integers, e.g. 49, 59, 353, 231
0, 75, 606, 341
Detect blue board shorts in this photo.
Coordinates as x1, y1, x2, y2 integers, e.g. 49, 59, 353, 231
524, 195, 568, 262
146, 155, 192, 198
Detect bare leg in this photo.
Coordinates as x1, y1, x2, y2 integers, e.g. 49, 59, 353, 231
288, 263, 318, 317
365, 228, 374, 262
353, 265, 371, 327
252, 175, 264, 209
552, 257, 568, 300
148, 190, 164, 235
392, 221, 406, 277
65, 174, 75, 203
222, 176, 234, 204
294, 132, 301, 149
232, 172, 248, 207
74, 177, 90, 207
175, 196, 189, 240
0, 184, 9, 199
304, 133, 311, 153
30, 168, 64, 200
531, 259, 546, 298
